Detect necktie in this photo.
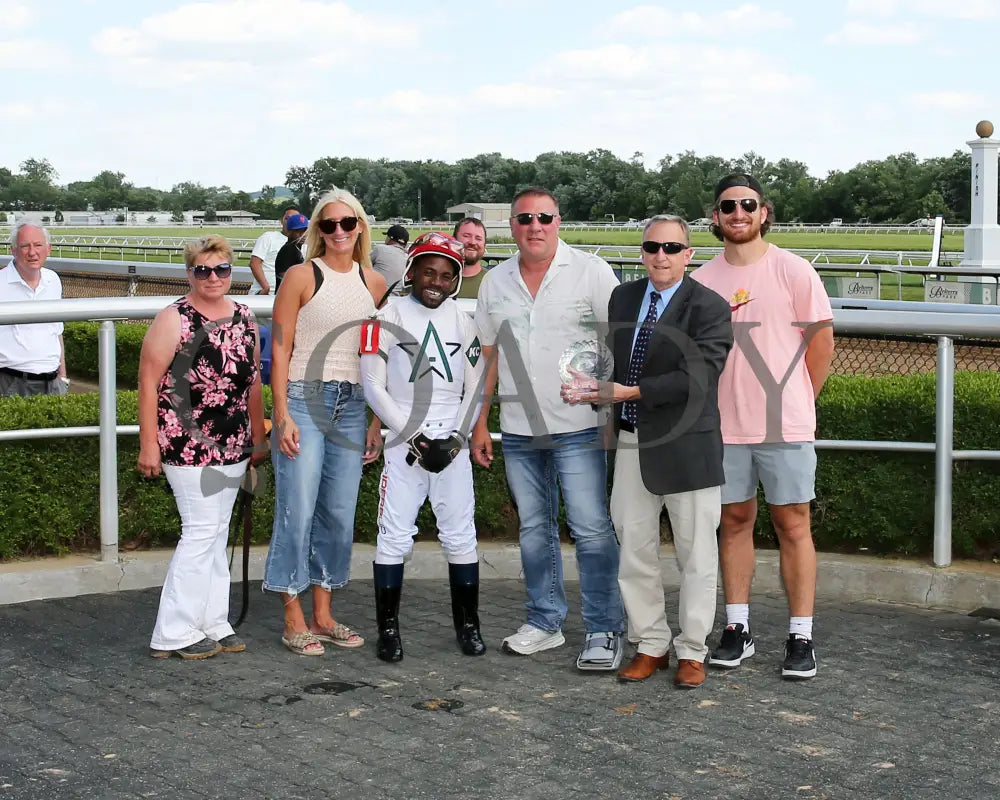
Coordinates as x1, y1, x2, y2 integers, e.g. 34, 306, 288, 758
622, 292, 661, 426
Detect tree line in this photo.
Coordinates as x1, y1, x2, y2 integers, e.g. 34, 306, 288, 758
1, 148, 982, 225
0, 159, 291, 222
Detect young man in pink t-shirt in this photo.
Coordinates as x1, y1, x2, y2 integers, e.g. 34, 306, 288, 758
691, 174, 834, 680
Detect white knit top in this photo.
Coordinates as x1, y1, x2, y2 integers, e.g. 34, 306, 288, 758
287, 259, 375, 383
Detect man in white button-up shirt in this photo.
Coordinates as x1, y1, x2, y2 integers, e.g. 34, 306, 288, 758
0, 221, 67, 397
472, 187, 625, 671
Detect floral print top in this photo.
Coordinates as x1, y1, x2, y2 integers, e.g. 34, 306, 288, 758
157, 298, 258, 466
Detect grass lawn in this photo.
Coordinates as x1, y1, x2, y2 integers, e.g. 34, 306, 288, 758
44, 225, 960, 253
34, 225, 960, 302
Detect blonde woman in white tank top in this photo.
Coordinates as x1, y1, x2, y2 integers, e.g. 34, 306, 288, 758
263, 188, 388, 657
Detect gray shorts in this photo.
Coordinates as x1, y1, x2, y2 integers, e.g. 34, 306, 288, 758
721, 442, 816, 506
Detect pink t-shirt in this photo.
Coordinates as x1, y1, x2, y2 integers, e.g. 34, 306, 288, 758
691, 245, 833, 444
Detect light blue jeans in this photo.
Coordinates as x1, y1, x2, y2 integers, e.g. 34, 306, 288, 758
501, 428, 624, 634
263, 380, 366, 595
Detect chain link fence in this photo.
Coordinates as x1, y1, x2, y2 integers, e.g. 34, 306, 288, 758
60, 273, 253, 324
832, 334, 1000, 376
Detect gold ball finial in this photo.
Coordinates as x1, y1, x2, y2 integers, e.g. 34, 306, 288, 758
975, 120, 994, 138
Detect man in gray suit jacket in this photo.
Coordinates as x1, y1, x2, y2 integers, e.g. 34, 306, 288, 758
562, 214, 732, 688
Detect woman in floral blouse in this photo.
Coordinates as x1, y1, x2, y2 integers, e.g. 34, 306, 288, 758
138, 235, 266, 659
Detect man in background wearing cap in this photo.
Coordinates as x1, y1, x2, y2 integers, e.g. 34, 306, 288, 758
691, 174, 834, 680
248, 207, 300, 295
370, 224, 409, 295
273, 212, 309, 292
360, 232, 486, 663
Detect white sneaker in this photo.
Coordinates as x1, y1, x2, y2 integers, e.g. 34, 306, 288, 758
501, 624, 565, 655
576, 631, 623, 671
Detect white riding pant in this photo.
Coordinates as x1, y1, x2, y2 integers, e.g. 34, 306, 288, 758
375, 444, 477, 566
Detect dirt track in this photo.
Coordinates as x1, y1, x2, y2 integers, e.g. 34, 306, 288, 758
833, 336, 1000, 376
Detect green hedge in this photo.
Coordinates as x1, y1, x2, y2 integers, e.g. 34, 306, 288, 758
804, 373, 1000, 558
63, 321, 148, 383
0, 390, 516, 559
1, 374, 998, 560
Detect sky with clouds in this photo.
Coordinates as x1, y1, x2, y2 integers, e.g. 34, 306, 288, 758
2, 0, 998, 192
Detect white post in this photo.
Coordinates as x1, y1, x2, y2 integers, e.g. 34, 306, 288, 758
98, 321, 119, 563
961, 120, 1000, 270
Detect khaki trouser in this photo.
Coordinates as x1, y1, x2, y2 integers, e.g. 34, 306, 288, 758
611, 430, 721, 661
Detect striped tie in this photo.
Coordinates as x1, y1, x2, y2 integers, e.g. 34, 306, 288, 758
622, 292, 661, 426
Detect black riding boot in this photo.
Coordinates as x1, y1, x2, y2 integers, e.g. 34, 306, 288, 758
373, 563, 404, 663
449, 562, 486, 656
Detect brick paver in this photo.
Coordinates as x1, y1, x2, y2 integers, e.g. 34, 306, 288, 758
1, 580, 997, 799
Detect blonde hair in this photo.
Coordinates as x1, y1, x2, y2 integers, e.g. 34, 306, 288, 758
303, 187, 372, 270
183, 234, 233, 269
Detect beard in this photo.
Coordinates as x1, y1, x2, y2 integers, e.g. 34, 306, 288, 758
720, 219, 761, 244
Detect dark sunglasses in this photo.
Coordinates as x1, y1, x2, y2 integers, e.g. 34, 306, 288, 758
317, 216, 359, 234
190, 263, 232, 280
512, 212, 557, 226
717, 198, 759, 215
641, 241, 689, 255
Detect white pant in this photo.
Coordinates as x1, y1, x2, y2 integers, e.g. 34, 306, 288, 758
375, 444, 477, 565
150, 460, 248, 650
611, 433, 720, 661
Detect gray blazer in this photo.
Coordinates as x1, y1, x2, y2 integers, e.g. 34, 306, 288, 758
608, 274, 733, 495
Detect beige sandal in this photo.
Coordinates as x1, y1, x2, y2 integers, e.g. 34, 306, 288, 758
313, 622, 365, 649
282, 631, 325, 656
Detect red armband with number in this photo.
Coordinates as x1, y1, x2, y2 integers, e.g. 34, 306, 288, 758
360, 319, 380, 355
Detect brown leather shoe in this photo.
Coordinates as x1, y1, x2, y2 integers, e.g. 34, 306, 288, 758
674, 658, 706, 688
617, 652, 670, 682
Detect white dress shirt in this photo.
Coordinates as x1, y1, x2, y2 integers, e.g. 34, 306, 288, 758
0, 263, 64, 373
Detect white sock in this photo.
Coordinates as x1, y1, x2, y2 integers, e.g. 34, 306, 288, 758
725, 604, 749, 631
789, 616, 813, 640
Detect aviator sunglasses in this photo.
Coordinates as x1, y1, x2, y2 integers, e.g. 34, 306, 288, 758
512, 212, 557, 225
317, 216, 360, 234
190, 263, 232, 280
641, 241, 689, 255
717, 198, 759, 215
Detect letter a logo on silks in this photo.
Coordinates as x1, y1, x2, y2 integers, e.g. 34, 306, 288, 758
465, 337, 481, 368
399, 321, 461, 382
360, 320, 380, 355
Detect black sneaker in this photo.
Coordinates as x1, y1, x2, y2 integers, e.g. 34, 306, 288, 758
150, 637, 221, 660
781, 635, 817, 679
217, 634, 246, 653
708, 623, 755, 668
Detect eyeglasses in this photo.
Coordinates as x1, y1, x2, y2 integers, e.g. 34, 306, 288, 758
512, 212, 557, 226
641, 241, 689, 255
410, 231, 465, 257
190, 263, 232, 280
317, 216, 359, 234
717, 198, 759, 215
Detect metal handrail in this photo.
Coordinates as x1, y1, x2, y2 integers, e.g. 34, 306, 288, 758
1, 297, 997, 568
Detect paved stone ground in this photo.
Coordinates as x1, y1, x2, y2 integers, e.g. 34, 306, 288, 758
0, 580, 998, 800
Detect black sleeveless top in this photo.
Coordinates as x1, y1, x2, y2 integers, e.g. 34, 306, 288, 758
156, 298, 258, 466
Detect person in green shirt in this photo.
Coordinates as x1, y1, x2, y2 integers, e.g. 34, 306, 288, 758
453, 217, 487, 300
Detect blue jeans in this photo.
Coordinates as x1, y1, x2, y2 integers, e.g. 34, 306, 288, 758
264, 380, 366, 595
502, 428, 624, 634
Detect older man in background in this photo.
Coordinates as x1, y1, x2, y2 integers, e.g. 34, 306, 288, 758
0, 221, 68, 396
